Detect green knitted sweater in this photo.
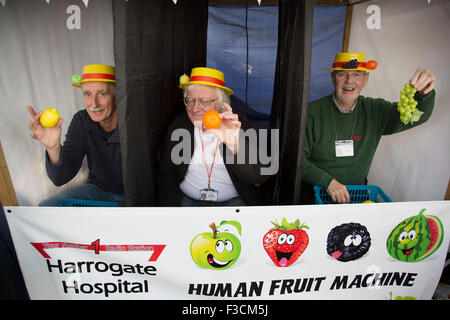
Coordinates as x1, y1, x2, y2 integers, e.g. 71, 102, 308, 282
302, 90, 435, 189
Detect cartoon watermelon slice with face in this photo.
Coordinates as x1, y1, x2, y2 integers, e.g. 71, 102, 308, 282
386, 209, 444, 262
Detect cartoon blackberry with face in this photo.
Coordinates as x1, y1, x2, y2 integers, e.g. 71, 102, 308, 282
326, 222, 371, 262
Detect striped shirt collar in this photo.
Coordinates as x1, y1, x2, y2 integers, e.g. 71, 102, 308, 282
333, 93, 357, 113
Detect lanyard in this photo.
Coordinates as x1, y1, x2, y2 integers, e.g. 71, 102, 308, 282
330, 99, 358, 140
198, 127, 220, 189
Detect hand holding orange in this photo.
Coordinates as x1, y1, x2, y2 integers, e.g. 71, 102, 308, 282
40, 108, 60, 128
202, 110, 222, 129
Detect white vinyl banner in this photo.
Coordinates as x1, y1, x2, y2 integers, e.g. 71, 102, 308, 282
4, 202, 450, 300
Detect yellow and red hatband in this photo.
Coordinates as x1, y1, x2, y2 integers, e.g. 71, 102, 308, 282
326, 52, 377, 71
72, 64, 116, 88
179, 67, 234, 95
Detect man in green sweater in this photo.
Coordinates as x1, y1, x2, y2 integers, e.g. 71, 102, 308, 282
302, 52, 436, 204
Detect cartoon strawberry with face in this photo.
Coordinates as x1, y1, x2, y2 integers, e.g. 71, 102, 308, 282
263, 218, 309, 267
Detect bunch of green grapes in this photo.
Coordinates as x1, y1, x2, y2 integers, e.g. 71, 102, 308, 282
397, 83, 423, 125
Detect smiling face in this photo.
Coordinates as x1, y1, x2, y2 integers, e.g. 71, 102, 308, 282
386, 212, 432, 262
326, 223, 371, 262
190, 232, 241, 270
271, 230, 301, 267
262, 220, 310, 268
81, 81, 117, 131
331, 70, 369, 110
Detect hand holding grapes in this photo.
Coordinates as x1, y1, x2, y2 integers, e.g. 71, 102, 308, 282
409, 68, 435, 96
397, 68, 435, 125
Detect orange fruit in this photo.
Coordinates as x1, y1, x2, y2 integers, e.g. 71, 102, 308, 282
366, 60, 378, 70
202, 110, 222, 129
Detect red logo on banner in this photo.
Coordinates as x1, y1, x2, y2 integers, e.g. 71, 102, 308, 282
351, 134, 363, 142
30, 239, 166, 262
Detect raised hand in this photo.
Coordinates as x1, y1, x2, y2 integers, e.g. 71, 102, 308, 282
27, 105, 63, 164
409, 68, 436, 96
217, 103, 242, 154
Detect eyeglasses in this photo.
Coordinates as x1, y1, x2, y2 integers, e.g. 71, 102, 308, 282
184, 97, 217, 108
334, 71, 367, 80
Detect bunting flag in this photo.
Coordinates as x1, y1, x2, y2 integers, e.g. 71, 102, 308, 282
0, 0, 268, 8
0, 0, 106, 7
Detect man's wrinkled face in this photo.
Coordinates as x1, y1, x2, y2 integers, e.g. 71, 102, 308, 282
332, 71, 369, 108
81, 81, 116, 123
185, 85, 220, 125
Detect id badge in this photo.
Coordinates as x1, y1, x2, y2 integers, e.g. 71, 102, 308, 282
335, 140, 354, 157
200, 188, 219, 202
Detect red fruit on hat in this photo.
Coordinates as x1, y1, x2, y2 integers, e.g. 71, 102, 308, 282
366, 60, 378, 70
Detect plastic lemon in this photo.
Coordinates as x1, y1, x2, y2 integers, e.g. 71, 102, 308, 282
179, 74, 190, 85
364, 200, 375, 203
40, 108, 60, 128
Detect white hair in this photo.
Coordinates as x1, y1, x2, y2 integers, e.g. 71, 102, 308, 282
183, 83, 230, 112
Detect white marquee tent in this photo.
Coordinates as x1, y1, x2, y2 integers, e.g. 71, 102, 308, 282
0, 0, 448, 206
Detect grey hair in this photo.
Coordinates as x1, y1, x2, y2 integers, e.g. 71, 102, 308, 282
183, 83, 230, 112
80, 82, 116, 96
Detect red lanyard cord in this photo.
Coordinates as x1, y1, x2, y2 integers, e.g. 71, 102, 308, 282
198, 128, 220, 188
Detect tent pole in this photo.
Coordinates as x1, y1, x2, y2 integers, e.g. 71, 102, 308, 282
445, 179, 450, 200
0, 141, 18, 206
342, 4, 353, 52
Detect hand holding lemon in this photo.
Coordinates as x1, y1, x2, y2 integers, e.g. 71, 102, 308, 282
27, 106, 64, 153
39, 108, 60, 128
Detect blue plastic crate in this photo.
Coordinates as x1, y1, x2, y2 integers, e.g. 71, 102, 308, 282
58, 198, 119, 207
313, 185, 392, 204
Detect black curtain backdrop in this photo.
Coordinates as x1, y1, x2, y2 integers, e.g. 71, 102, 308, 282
0, 203, 29, 299
265, 0, 314, 205
112, 0, 208, 206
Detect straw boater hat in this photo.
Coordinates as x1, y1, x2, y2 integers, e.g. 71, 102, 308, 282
326, 53, 377, 72
179, 67, 234, 95
72, 64, 116, 88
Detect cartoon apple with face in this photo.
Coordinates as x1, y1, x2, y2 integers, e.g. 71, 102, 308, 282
190, 221, 242, 270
